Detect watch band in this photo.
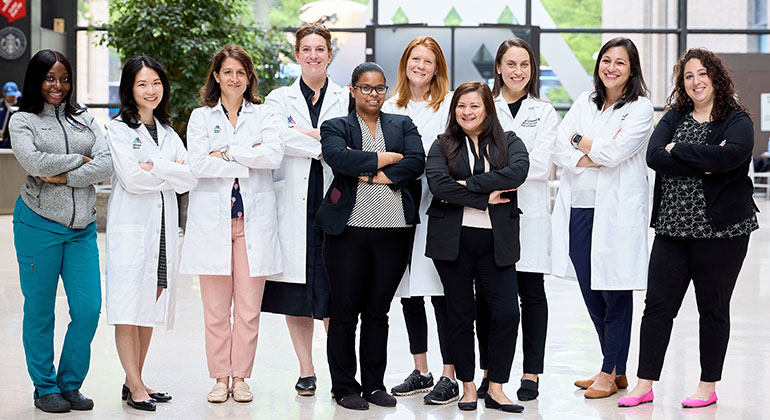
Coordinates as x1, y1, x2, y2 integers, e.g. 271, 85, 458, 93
571, 134, 583, 148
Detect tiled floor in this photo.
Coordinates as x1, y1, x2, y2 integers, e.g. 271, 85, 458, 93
1, 199, 769, 420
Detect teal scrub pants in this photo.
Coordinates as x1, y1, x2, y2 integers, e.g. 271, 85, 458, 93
12, 197, 101, 398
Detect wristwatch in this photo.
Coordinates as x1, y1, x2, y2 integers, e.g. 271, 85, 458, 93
570, 133, 583, 148
220, 146, 230, 161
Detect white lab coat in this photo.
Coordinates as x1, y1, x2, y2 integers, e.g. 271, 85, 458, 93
494, 95, 558, 274
179, 99, 285, 277
263, 77, 348, 284
105, 118, 197, 329
551, 91, 653, 290
383, 92, 453, 297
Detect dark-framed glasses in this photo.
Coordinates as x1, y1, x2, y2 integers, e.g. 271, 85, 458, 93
353, 84, 388, 95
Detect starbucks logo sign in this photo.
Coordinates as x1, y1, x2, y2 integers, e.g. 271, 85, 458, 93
0, 26, 27, 60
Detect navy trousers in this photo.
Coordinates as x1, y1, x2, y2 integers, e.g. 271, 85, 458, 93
569, 208, 633, 376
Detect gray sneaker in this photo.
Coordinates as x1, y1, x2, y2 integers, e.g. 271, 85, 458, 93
391, 370, 434, 396
423, 376, 460, 405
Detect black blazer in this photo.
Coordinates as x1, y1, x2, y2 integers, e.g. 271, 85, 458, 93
425, 131, 529, 267
647, 108, 757, 231
315, 111, 425, 235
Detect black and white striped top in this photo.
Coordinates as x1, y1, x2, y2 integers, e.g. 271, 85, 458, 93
346, 113, 408, 228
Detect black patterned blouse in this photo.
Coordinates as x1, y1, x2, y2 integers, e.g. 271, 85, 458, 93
654, 114, 758, 238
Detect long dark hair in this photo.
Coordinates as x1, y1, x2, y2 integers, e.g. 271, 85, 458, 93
200, 44, 260, 106
591, 37, 649, 110
492, 36, 539, 99
118, 56, 172, 129
18, 49, 83, 124
348, 62, 386, 113
666, 48, 748, 122
441, 81, 507, 178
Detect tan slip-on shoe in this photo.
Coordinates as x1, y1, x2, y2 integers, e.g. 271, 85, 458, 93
207, 382, 229, 403
574, 377, 595, 389
231, 381, 253, 403
584, 382, 618, 399
615, 375, 628, 389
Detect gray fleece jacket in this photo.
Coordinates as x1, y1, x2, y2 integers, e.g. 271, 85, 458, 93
10, 102, 113, 229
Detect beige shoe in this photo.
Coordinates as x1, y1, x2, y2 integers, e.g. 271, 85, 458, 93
207, 382, 229, 403
231, 381, 253, 403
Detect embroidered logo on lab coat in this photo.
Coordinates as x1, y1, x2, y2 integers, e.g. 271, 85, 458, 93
288, 115, 297, 127
213, 125, 222, 134
132, 137, 142, 149
521, 117, 540, 128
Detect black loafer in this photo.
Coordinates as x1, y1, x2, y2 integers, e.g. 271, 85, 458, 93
517, 378, 539, 401
364, 390, 396, 407
34, 393, 71, 413
458, 394, 477, 411
476, 377, 489, 398
127, 391, 156, 411
295, 375, 317, 396
484, 394, 524, 413
149, 392, 172, 402
337, 394, 369, 410
61, 390, 94, 410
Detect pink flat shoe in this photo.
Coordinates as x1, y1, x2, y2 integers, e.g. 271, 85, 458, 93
681, 392, 717, 408
618, 390, 654, 407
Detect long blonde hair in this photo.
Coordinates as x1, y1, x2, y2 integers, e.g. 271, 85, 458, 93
393, 36, 449, 112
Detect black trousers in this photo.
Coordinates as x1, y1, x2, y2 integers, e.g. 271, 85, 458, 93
637, 234, 749, 382
433, 227, 519, 383
477, 271, 548, 374
324, 227, 412, 398
400, 295, 452, 364
570, 208, 633, 375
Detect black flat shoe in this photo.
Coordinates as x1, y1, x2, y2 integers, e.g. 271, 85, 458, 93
295, 375, 317, 396
337, 394, 369, 410
127, 391, 156, 411
149, 392, 172, 402
517, 378, 539, 401
458, 394, 477, 411
364, 390, 396, 407
476, 377, 489, 398
34, 393, 71, 413
484, 393, 524, 413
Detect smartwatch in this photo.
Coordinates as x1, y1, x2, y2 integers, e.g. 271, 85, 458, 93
570, 134, 583, 148
220, 146, 230, 161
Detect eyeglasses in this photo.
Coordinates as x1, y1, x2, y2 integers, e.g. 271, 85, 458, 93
353, 84, 388, 95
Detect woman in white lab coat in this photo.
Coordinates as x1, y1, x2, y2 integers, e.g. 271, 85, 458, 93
179, 44, 284, 403
105, 55, 197, 411
260, 23, 348, 396
380, 36, 458, 404
476, 36, 558, 402
551, 37, 653, 399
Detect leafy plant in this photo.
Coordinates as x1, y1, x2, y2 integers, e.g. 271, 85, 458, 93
101, 0, 292, 135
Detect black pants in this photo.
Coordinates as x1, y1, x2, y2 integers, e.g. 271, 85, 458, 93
433, 227, 519, 383
401, 295, 452, 364
477, 271, 548, 374
570, 208, 633, 375
324, 227, 412, 398
637, 234, 749, 382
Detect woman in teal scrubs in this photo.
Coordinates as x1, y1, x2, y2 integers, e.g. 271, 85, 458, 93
9, 50, 113, 413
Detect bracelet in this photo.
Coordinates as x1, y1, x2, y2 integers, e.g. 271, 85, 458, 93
570, 133, 583, 148
220, 147, 230, 161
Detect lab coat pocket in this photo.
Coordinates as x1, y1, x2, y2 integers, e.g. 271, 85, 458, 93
273, 180, 287, 216
252, 190, 278, 230
613, 188, 646, 228
108, 224, 145, 266
189, 192, 222, 231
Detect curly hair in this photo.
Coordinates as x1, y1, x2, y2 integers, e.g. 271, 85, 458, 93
666, 48, 748, 122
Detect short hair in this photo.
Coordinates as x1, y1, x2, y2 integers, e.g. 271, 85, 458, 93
295, 23, 332, 53
492, 36, 539, 100
392, 36, 449, 112
117, 56, 172, 128
666, 48, 748, 122
200, 44, 260, 107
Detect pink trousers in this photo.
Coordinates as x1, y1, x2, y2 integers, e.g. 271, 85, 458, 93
199, 218, 266, 379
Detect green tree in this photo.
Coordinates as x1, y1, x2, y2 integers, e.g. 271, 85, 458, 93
541, 0, 602, 73
101, 0, 291, 134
